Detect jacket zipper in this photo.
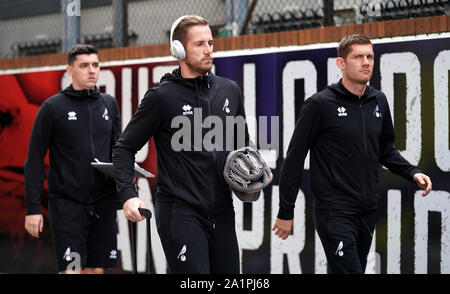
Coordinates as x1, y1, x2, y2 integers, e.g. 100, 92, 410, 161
360, 102, 367, 199
86, 99, 95, 159
200, 77, 216, 214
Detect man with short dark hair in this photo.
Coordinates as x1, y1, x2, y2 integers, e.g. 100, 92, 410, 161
24, 44, 121, 274
112, 15, 261, 274
272, 34, 432, 274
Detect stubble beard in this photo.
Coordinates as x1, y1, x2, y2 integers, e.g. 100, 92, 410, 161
186, 56, 213, 76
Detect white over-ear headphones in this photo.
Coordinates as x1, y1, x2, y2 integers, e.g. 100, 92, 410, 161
170, 15, 189, 60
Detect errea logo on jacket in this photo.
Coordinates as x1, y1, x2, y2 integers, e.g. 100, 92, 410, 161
182, 104, 193, 116
67, 111, 77, 120
337, 106, 347, 117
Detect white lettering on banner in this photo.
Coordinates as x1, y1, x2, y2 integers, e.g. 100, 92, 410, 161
243, 63, 278, 168
270, 185, 305, 274
65, 67, 151, 163
121, 68, 132, 132
136, 178, 167, 274
135, 67, 149, 162
314, 230, 327, 274
116, 210, 132, 272
64, 67, 150, 163
258, 115, 279, 169
434, 50, 450, 172
327, 57, 341, 85
282, 60, 317, 170
97, 70, 115, 96
414, 190, 450, 274
61, 72, 71, 89
139, 67, 149, 100
380, 52, 421, 166
387, 189, 402, 274
365, 228, 379, 274
244, 63, 257, 143
120, 67, 149, 162
233, 191, 264, 273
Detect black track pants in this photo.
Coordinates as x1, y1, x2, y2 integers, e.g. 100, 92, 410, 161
314, 208, 377, 274
155, 201, 240, 274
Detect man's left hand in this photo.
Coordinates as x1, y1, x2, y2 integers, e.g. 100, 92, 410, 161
413, 173, 432, 197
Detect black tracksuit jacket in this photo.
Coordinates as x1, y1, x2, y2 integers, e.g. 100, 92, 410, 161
24, 85, 121, 215
278, 80, 421, 219
112, 68, 249, 216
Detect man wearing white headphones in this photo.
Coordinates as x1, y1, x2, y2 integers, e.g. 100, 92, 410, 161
113, 15, 252, 273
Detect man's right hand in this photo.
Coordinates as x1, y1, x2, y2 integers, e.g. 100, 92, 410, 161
123, 197, 146, 222
25, 214, 43, 238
